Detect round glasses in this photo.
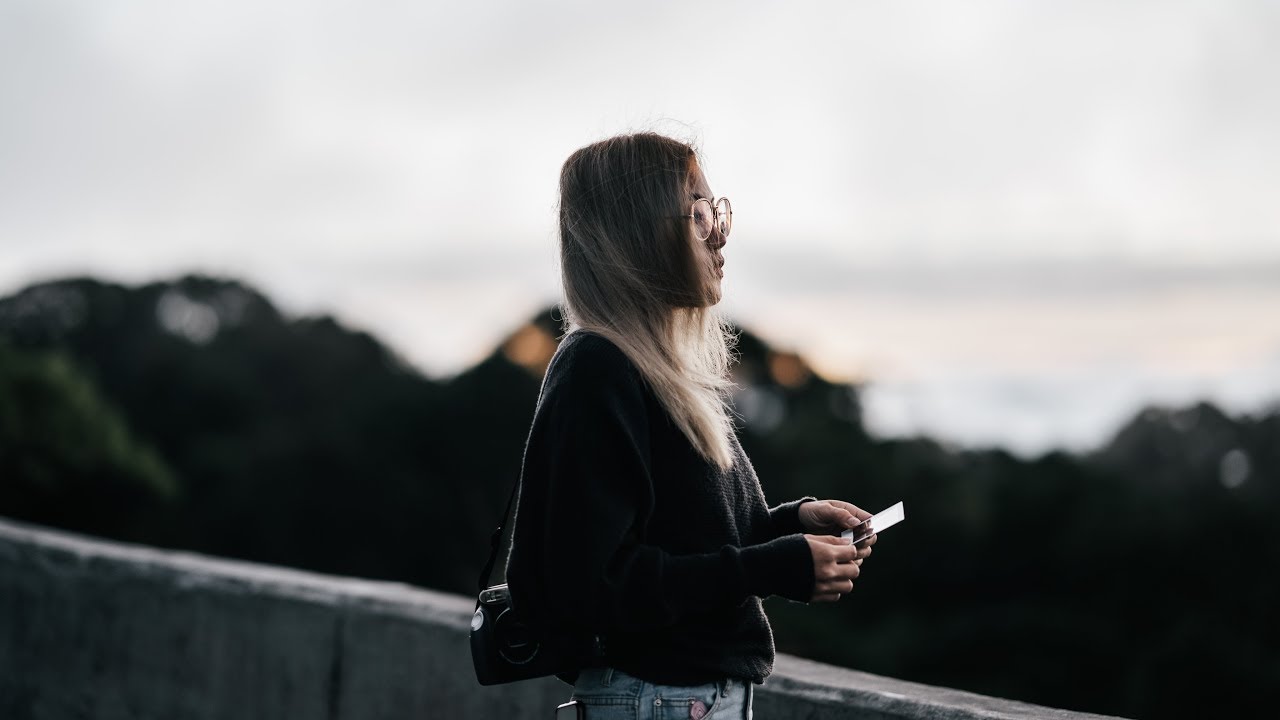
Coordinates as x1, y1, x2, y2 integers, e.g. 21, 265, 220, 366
683, 197, 732, 241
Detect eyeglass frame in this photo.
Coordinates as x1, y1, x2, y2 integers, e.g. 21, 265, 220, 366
680, 197, 732, 241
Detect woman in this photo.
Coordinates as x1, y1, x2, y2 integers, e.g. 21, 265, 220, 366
505, 132, 875, 719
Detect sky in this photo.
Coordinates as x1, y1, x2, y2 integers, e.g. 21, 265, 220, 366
2, 0, 1279, 455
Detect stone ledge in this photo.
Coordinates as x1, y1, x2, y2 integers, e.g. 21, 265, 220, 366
0, 517, 1126, 720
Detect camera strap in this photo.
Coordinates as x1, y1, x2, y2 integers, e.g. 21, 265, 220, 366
477, 475, 520, 596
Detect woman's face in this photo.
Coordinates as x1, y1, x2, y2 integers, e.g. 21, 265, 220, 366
685, 162, 726, 306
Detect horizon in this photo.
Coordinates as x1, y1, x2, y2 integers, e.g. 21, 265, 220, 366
4, 266, 1277, 459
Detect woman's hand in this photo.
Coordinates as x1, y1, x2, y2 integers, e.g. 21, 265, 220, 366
799, 500, 877, 600
804, 534, 863, 603
798, 499, 869, 535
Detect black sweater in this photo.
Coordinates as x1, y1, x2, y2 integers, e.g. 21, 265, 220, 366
504, 330, 816, 686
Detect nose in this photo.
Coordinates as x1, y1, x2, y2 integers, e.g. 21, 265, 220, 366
708, 226, 727, 249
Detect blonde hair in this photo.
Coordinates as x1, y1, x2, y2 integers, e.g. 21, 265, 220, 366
557, 132, 737, 470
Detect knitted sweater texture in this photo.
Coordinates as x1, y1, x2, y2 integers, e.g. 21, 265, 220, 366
504, 330, 816, 686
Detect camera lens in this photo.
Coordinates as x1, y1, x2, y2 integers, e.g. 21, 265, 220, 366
495, 608, 540, 664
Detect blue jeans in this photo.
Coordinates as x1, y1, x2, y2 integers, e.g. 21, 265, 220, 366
570, 666, 753, 720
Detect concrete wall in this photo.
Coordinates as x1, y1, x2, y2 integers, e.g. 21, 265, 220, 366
0, 517, 1126, 719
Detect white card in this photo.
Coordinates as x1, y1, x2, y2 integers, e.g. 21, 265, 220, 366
841, 501, 905, 544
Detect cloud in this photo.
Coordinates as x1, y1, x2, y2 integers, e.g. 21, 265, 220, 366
3, 0, 1279, 260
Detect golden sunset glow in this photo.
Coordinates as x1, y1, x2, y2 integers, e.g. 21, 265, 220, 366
767, 351, 812, 389
502, 323, 557, 377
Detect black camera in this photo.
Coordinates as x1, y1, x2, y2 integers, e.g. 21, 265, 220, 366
471, 477, 607, 686
471, 583, 596, 686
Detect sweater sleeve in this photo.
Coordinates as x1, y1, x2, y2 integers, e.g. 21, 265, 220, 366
768, 497, 818, 538
533, 343, 813, 634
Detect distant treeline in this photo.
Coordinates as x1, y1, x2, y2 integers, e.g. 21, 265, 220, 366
1, 275, 1276, 719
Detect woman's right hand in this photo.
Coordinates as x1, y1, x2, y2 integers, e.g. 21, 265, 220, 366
804, 534, 864, 603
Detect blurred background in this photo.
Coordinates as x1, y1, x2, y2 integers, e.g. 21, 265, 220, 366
1, 1, 1277, 718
